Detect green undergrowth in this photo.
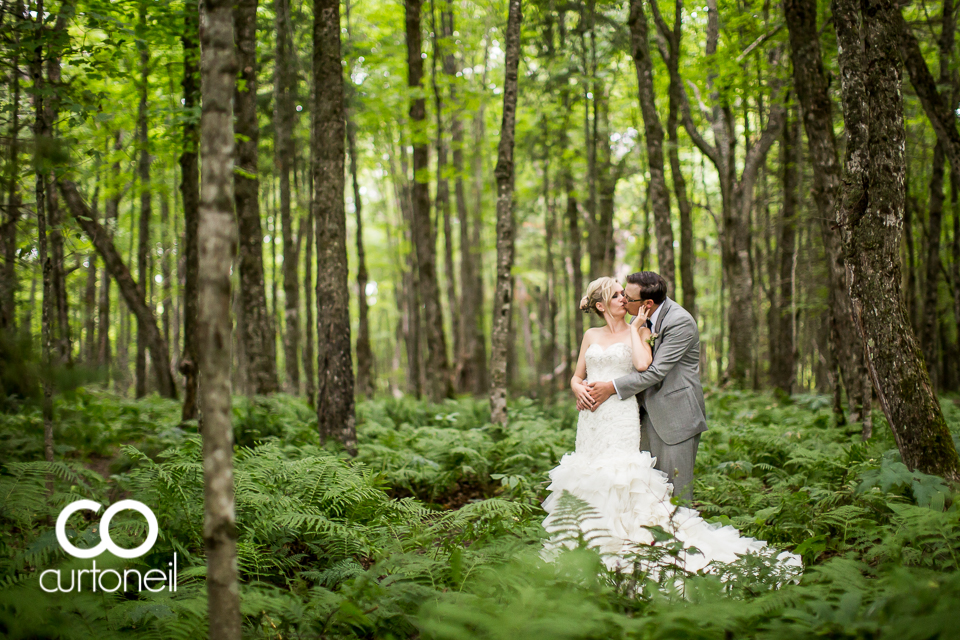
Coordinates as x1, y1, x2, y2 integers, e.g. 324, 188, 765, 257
1, 387, 959, 638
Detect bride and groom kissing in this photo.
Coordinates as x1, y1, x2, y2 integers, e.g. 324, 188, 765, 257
541, 271, 801, 574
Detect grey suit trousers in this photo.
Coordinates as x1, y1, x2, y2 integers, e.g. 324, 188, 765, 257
641, 417, 700, 502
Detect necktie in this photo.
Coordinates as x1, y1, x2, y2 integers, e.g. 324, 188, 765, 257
645, 319, 653, 330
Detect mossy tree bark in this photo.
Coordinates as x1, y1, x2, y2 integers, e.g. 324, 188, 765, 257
784, 0, 871, 429
833, 0, 960, 481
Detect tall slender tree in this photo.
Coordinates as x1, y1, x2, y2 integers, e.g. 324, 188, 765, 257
179, 3, 201, 421
275, 0, 300, 394
628, 0, 676, 292
136, 0, 151, 398
235, 0, 279, 395
314, 0, 357, 452
198, 0, 241, 632
405, 0, 452, 402
489, 0, 523, 424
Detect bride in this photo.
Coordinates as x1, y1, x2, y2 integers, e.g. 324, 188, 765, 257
541, 276, 801, 575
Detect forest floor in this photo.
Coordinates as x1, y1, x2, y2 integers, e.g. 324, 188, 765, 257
1, 387, 959, 639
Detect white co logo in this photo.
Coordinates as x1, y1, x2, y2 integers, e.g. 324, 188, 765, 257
56, 500, 159, 559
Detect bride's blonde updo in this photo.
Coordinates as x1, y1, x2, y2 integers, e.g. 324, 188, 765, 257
579, 277, 620, 318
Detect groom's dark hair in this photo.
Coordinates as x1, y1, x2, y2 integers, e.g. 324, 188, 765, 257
625, 272, 668, 304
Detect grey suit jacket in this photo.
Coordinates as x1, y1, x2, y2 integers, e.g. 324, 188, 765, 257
613, 297, 707, 445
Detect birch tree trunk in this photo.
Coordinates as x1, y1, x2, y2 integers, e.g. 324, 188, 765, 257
314, 0, 357, 452
833, 0, 960, 481
198, 0, 242, 633
234, 0, 279, 395
489, 0, 522, 425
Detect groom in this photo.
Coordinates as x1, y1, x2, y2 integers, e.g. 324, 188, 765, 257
585, 272, 707, 501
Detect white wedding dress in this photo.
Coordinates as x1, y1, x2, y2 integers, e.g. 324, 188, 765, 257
542, 341, 801, 575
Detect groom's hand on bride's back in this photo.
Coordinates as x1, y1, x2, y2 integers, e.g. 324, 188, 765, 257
585, 381, 615, 411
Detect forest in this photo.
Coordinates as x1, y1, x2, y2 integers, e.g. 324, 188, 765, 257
2, 0, 960, 637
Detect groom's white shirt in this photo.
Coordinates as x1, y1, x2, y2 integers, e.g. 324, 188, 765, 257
612, 303, 663, 400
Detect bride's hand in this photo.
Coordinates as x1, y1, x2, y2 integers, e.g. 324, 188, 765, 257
631, 305, 650, 330
573, 382, 596, 411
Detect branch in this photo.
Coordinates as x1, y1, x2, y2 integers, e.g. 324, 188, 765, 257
736, 23, 784, 62
678, 81, 721, 166
896, 9, 960, 183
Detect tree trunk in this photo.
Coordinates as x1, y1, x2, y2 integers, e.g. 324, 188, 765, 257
98, 131, 122, 377
431, 2, 461, 390
179, 4, 201, 422
489, 0, 523, 425
445, 5, 479, 394
388, 140, 422, 397
59, 181, 178, 399
1, 0, 22, 333
160, 184, 173, 380
32, 0, 54, 463
770, 110, 798, 393
467, 36, 491, 396
539, 123, 558, 395
628, 0, 675, 292
234, 0, 279, 395
833, 0, 960, 481
405, 0, 451, 402
784, 0, 870, 423
346, 114, 373, 398
303, 205, 316, 407
46, 4, 72, 367
275, 0, 300, 395
197, 0, 242, 631
662, 0, 695, 315
314, 0, 356, 452
83, 250, 97, 364
136, 1, 150, 398
920, 0, 956, 392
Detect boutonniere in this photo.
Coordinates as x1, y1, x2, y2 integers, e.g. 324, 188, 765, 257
646, 332, 659, 347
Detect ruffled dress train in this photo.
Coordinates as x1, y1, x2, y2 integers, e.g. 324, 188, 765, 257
542, 342, 801, 576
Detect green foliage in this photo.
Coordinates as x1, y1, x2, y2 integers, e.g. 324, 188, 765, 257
2, 390, 960, 638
